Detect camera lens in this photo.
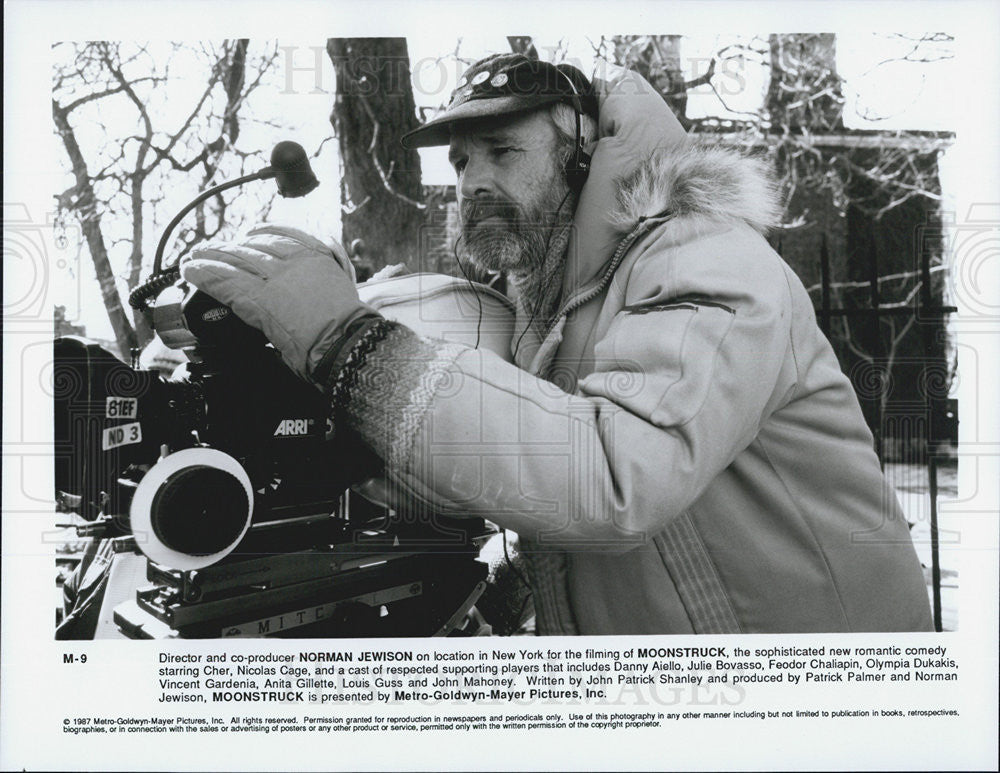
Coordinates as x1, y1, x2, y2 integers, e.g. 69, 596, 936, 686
150, 465, 250, 556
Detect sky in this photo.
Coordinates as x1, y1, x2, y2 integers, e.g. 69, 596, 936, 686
50, 32, 959, 342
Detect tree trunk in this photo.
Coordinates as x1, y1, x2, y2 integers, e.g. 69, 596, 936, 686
611, 36, 690, 128
52, 100, 137, 356
327, 38, 425, 273
507, 37, 538, 59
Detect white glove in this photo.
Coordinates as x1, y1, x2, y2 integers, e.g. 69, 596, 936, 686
180, 224, 379, 383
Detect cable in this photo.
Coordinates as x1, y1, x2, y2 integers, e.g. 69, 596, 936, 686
511, 275, 547, 362
456, 164, 579, 634
502, 529, 531, 589
452, 233, 483, 349
509, 68, 591, 357
511, 185, 575, 362
501, 529, 534, 636
510, 593, 533, 636
129, 268, 181, 312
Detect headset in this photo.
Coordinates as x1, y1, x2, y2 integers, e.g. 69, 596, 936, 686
450, 62, 593, 603
554, 65, 593, 192
455, 62, 595, 357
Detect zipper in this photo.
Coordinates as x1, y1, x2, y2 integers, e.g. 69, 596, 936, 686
623, 302, 700, 315
542, 216, 663, 339
623, 298, 736, 316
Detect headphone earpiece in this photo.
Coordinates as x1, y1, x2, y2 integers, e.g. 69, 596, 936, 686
556, 66, 592, 192
565, 146, 591, 192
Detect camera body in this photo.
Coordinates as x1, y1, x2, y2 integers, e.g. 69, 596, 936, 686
53, 146, 523, 638
55, 277, 496, 638
55, 282, 359, 535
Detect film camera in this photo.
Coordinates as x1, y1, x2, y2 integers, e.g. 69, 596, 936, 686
54, 143, 507, 639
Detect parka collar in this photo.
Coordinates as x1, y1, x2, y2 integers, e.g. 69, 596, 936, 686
561, 68, 688, 295
562, 68, 781, 299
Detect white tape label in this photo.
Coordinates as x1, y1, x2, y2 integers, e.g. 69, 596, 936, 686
106, 396, 138, 419
102, 421, 142, 450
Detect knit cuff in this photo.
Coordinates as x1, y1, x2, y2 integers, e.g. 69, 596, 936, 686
333, 322, 466, 470
331, 323, 580, 636
312, 315, 384, 390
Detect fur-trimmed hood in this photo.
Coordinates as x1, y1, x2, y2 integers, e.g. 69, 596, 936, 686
611, 142, 781, 237
563, 68, 781, 291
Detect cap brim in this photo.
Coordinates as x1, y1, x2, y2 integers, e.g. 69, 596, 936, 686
401, 93, 563, 149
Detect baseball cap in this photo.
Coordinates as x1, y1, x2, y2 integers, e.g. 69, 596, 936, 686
401, 53, 597, 149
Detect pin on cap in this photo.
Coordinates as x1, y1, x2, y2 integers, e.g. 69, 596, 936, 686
401, 53, 596, 149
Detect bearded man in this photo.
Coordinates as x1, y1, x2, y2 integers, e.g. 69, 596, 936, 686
182, 53, 933, 635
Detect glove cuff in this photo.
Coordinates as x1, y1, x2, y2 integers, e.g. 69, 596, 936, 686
310, 314, 384, 389
317, 317, 397, 411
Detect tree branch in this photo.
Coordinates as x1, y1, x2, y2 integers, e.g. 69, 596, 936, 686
355, 91, 427, 210
59, 77, 162, 114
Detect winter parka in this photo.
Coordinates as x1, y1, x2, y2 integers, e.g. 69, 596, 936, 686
345, 68, 934, 635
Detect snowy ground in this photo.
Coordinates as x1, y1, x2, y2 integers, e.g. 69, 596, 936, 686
885, 461, 959, 632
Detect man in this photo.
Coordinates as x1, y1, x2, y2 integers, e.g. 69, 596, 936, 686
182, 53, 933, 635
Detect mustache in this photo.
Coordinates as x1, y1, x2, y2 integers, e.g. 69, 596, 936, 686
461, 199, 523, 226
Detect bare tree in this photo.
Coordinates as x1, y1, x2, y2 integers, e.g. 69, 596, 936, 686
606, 36, 713, 130
52, 40, 279, 355
327, 38, 425, 277
597, 33, 954, 457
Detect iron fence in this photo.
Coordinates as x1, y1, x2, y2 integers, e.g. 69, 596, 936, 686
810, 232, 956, 632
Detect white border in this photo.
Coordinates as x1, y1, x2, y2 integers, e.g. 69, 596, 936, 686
4, 1, 998, 771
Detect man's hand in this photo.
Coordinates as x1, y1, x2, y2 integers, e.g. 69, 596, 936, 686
180, 224, 379, 383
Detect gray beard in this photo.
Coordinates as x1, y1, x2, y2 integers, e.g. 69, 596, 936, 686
461, 222, 550, 275
506, 220, 573, 332
459, 178, 577, 330
459, 172, 576, 278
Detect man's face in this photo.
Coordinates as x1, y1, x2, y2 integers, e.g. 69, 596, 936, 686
448, 109, 571, 275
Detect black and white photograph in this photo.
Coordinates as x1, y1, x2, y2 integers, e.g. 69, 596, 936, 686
48, 31, 956, 641
3, 1, 998, 770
